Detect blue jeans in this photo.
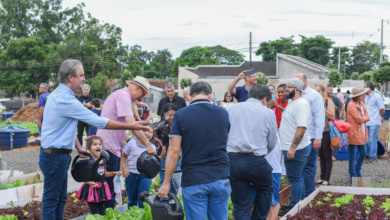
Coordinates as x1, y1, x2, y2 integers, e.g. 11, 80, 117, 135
125, 173, 152, 209
366, 125, 380, 159
159, 157, 182, 196
283, 145, 310, 207
105, 151, 121, 209
349, 145, 366, 178
182, 179, 231, 220
39, 148, 71, 220
303, 139, 318, 198
229, 154, 273, 220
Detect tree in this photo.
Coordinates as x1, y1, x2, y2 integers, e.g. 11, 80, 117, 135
298, 35, 334, 66
358, 71, 373, 82
171, 46, 219, 77
328, 69, 343, 87
206, 45, 244, 65
180, 78, 192, 89
329, 47, 351, 72
372, 66, 390, 94
255, 36, 296, 61
0, 36, 50, 99
351, 72, 359, 80
350, 41, 384, 73
84, 72, 111, 99
152, 49, 173, 77
118, 69, 133, 88
256, 72, 269, 85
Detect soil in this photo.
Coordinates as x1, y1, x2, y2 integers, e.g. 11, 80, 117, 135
0, 191, 129, 219
9, 103, 39, 123
286, 192, 390, 219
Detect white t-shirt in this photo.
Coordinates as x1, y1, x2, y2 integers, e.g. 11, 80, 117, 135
265, 136, 282, 174
222, 102, 234, 108
123, 139, 156, 174
280, 97, 312, 151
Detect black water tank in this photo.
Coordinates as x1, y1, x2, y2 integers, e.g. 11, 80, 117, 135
0, 126, 30, 150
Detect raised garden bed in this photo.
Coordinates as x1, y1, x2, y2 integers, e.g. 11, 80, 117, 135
281, 186, 390, 219
279, 176, 291, 205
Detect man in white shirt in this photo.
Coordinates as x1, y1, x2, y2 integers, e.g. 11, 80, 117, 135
365, 81, 385, 163
227, 85, 278, 220
279, 78, 312, 216
294, 73, 325, 198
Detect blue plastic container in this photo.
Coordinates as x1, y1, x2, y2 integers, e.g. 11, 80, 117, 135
383, 109, 390, 120
1, 112, 15, 121
335, 140, 385, 160
0, 126, 30, 150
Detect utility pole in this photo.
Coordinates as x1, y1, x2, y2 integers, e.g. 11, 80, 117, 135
344, 54, 346, 79
380, 19, 384, 63
338, 47, 341, 72
249, 32, 252, 68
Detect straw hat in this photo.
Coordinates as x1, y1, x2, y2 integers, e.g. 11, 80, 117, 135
126, 76, 151, 98
350, 85, 369, 98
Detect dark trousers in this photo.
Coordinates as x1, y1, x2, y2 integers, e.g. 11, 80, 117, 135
39, 148, 71, 220
105, 151, 121, 209
77, 121, 89, 145
319, 131, 332, 182
88, 202, 106, 215
229, 154, 273, 220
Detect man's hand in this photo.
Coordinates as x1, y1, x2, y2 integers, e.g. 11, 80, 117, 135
37, 121, 42, 129
122, 168, 130, 178
76, 146, 90, 158
83, 103, 92, 108
146, 144, 156, 155
128, 121, 151, 131
158, 183, 171, 199
237, 71, 246, 80
287, 148, 296, 159
313, 139, 321, 150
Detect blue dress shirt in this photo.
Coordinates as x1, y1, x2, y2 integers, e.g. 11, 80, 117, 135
41, 84, 109, 150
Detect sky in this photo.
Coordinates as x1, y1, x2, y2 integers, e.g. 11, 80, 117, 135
62, 0, 390, 61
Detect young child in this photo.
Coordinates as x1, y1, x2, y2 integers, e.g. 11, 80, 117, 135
121, 123, 166, 209
75, 135, 121, 215
87, 99, 102, 136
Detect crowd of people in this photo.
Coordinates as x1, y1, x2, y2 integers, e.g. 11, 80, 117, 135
38, 59, 386, 220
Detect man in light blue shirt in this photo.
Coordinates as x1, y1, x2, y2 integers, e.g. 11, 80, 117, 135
227, 85, 277, 219
294, 73, 325, 198
364, 81, 385, 163
39, 59, 152, 220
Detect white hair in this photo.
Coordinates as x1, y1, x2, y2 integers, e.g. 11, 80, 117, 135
82, 84, 90, 90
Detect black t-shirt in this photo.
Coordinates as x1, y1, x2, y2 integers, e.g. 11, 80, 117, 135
157, 95, 186, 117
332, 95, 343, 119
78, 95, 94, 109
96, 158, 106, 183
170, 99, 230, 187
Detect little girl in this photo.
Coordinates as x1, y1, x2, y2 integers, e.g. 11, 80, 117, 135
121, 123, 165, 209
75, 135, 121, 215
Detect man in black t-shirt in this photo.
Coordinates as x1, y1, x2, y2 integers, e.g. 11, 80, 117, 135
157, 82, 186, 117
77, 84, 94, 144
327, 85, 344, 120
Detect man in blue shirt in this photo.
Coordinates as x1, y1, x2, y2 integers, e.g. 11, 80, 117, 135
39, 59, 153, 220
158, 81, 231, 220
38, 83, 50, 135
228, 70, 258, 102
365, 81, 385, 163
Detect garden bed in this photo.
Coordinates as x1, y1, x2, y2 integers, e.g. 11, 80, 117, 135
281, 186, 390, 219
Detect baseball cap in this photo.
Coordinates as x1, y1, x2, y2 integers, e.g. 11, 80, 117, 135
287, 78, 304, 93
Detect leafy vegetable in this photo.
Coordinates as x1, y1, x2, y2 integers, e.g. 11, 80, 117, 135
323, 197, 330, 202
327, 193, 332, 197
331, 194, 354, 207
0, 215, 18, 220
363, 196, 375, 207
316, 201, 323, 205
380, 198, 390, 211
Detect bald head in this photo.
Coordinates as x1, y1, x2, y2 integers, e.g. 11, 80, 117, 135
294, 73, 307, 89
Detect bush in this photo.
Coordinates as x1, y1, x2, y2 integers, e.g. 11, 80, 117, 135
180, 78, 192, 89
256, 72, 269, 85
351, 72, 359, 80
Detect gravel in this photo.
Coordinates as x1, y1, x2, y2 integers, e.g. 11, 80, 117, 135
1, 146, 390, 188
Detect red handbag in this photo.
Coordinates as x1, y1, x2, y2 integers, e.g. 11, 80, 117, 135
331, 120, 351, 133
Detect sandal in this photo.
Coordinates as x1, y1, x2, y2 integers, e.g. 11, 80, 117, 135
321, 182, 331, 185
316, 180, 324, 185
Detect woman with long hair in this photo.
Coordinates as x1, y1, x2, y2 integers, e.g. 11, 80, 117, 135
220, 91, 236, 109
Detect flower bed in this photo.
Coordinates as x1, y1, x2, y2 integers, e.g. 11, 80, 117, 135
281, 186, 390, 219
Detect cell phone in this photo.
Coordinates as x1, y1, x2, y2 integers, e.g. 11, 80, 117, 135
245, 69, 256, 76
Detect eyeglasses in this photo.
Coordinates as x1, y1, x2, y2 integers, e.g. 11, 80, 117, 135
226, 96, 232, 98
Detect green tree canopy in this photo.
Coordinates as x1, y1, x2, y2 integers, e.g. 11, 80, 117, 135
206, 45, 244, 65
298, 35, 334, 66
358, 71, 373, 82
350, 41, 384, 73
256, 72, 269, 85
255, 36, 296, 61
328, 69, 343, 87
351, 72, 359, 80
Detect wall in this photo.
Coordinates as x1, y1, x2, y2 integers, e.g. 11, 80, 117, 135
178, 67, 199, 95
199, 77, 245, 102
143, 88, 165, 112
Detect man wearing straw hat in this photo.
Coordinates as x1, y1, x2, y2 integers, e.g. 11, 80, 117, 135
97, 76, 155, 208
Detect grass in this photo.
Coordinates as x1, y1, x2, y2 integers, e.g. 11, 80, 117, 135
371, 180, 390, 188
0, 121, 39, 136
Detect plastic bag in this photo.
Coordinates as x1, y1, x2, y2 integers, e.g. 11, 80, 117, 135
113, 173, 125, 205
329, 121, 349, 150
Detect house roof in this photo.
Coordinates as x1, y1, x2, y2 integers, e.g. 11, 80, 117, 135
149, 81, 178, 90
277, 53, 330, 73
183, 61, 276, 77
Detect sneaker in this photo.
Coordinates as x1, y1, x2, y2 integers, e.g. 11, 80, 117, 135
366, 157, 376, 163
279, 206, 293, 216
280, 205, 290, 211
